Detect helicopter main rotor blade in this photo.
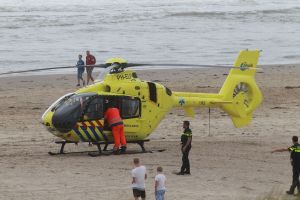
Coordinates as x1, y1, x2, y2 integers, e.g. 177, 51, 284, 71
126, 63, 261, 70
0, 62, 261, 76
0, 64, 107, 76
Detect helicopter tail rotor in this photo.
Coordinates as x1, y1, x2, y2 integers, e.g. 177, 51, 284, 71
219, 50, 263, 127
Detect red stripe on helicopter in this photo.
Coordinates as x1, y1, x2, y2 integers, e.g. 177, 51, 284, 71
81, 122, 88, 128
89, 121, 96, 128
95, 120, 103, 128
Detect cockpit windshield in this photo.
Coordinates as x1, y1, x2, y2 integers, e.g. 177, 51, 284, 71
52, 93, 97, 133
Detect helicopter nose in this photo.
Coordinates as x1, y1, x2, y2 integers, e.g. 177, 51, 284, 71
52, 113, 78, 133
52, 104, 81, 133
41, 109, 53, 127
41, 110, 62, 135
41, 104, 78, 133
52, 120, 76, 133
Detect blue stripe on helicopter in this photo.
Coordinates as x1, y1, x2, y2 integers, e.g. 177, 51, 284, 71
96, 126, 108, 141
73, 128, 86, 142
80, 126, 95, 142
88, 126, 101, 141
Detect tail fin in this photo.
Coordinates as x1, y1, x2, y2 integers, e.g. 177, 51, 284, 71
219, 50, 263, 127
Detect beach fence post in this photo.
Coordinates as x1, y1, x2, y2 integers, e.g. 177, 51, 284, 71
208, 107, 211, 137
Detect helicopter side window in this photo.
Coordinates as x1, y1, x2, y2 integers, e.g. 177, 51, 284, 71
83, 96, 104, 121
121, 98, 140, 119
147, 82, 157, 103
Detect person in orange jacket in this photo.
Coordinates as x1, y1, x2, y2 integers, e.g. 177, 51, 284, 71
104, 102, 127, 154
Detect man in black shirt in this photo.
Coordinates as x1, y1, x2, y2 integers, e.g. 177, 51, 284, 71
272, 136, 300, 195
177, 121, 192, 175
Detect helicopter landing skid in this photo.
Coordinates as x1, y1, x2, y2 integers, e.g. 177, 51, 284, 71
88, 148, 166, 157
48, 141, 78, 155
48, 139, 161, 156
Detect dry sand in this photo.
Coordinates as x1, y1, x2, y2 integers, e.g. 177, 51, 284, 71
1, 65, 300, 200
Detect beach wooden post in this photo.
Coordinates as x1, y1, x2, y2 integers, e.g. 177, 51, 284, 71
208, 107, 211, 137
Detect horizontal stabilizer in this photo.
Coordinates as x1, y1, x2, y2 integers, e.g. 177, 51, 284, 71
183, 107, 195, 117
231, 114, 252, 128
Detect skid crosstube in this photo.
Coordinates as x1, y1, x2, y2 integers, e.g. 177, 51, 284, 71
48, 139, 152, 156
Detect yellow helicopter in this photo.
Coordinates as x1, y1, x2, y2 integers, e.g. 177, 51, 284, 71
1, 50, 263, 155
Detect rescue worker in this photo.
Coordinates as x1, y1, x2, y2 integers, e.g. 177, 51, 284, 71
176, 121, 192, 175
272, 136, 300, 195
104, 101, 127, 154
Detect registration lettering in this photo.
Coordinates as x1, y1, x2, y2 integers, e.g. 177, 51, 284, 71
117, 73, 132, 80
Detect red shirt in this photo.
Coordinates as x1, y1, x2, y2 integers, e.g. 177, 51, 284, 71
86, 55, 96, 65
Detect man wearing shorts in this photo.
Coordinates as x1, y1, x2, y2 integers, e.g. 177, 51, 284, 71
76, 54, 85, 87
131, 158, 147, 200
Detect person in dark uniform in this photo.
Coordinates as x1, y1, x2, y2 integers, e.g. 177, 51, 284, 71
272, 136, 300, 195
176, 121, 192, 175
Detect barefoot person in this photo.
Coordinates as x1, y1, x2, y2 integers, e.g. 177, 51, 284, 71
85, 50, 96, 85
76, 54, 85, 87
272, 136, 300, 195
131, 158, 147, 200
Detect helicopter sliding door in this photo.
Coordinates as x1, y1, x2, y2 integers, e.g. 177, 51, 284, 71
102, 96, 141, 119
102, 96, 141, 134
120, 97, 141, 119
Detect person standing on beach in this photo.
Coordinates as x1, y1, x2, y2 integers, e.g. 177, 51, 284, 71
131, 158, 147, 200
76, 54, 85, 87
176, 120, 192, 175
155, 166, 166, 200
86, 50, 96, 85
272, 136, 300, 195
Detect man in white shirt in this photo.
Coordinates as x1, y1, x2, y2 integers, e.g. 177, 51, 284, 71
154, 166, 166, 200
131, 158, 147, 200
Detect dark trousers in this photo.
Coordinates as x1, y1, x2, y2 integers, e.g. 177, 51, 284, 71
289, 166, 300, 193
180, 147, 191, 173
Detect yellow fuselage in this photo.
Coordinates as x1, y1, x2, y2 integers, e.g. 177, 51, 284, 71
42, 50, 263, 143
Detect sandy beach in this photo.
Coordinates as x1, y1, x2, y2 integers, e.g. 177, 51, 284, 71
1, 65, 300, 200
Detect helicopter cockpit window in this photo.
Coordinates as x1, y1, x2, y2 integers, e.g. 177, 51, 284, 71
83, 96, 103, 121
52, 93, 97, 133
50, 93, 75, 112
121, 98, 140, 119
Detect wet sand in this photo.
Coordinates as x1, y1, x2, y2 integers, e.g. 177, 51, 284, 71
1, 65, 300, 199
